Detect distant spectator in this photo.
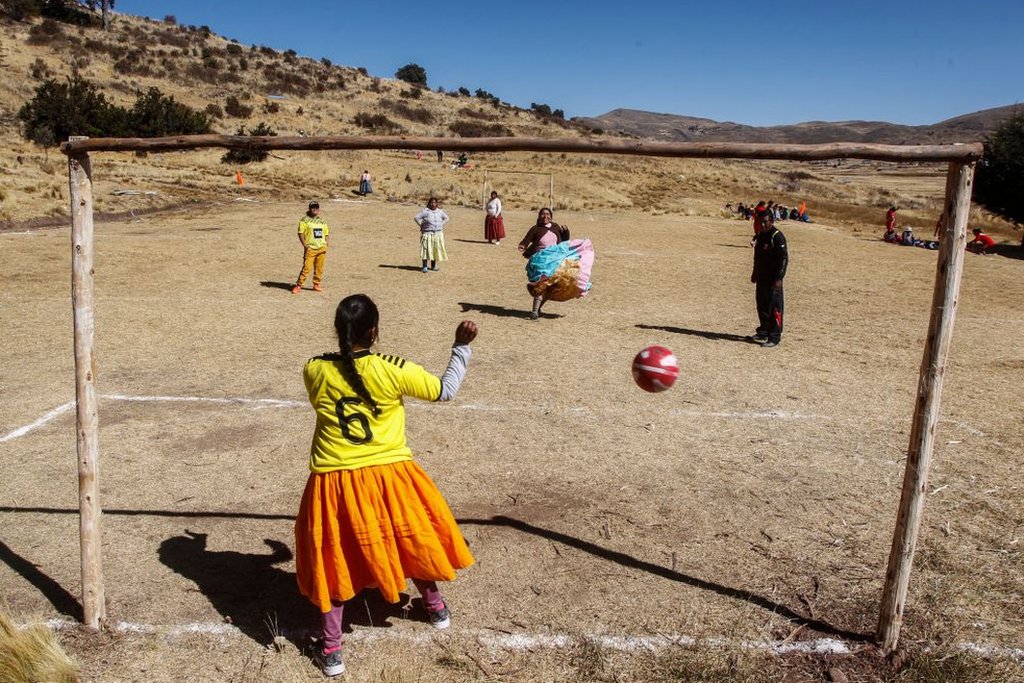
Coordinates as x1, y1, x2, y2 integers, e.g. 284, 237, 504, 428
484, 191, 505, 244
414, 197, 449, 272
751, 200, 768, 245
885, 206, 898, 233
359, 170, 373, 196
966, 227, 995, 255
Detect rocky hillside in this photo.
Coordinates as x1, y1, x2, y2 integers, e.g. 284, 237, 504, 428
575, 105, 1022, 145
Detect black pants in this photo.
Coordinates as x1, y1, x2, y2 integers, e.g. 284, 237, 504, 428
755, 281, 784, 342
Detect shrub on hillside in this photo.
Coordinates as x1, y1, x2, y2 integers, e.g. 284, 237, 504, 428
264, 101, 280, 114
457, 106, 498, 121
113, 48, 153, 76
974, 112, 1024, 230
155, 28, 189, 48
224, 95, 252, 118
205, 103, 224, 119
399, 87, 422, 100
222, 122, 277, 164
457, 87, 471, 97
382, 100, 433, 124
127, 87, 210, 137
395, 63, 427, 86
163, 14, 176, 24
26, 18, 63, 44
261, 65, 312, 96
30, 58, 51, 80
185, 61, 223, 85
82, 36, 126, 59
352, 112, 404, 134
448, 120, 511, 138
2, 0, 41, 20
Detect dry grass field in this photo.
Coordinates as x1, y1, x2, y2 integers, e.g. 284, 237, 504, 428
2, 9, 1023, 683
1, 186, 1023, 681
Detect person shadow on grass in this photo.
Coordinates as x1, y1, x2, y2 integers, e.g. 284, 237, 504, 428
158, 530, 413, 647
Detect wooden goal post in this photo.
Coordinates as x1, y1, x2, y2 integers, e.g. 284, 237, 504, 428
61, 135, 981, 649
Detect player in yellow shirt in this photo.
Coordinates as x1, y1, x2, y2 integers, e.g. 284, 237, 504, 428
294, 293, 478, 676
292, 200, 329, 294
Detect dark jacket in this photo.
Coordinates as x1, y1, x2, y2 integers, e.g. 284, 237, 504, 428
752, 227, 788, 282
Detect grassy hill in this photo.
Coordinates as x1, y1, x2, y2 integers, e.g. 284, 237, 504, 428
0, 11, 1018, 242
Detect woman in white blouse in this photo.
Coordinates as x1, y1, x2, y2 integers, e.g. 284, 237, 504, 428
484, 191, 505, 245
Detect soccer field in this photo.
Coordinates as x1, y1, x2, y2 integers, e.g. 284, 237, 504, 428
2, 200, 1022, 681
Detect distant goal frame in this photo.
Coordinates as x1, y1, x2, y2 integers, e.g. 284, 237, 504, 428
60, 133, 982, 652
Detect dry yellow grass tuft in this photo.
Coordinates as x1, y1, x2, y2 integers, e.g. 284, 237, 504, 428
0, 613, 78, 683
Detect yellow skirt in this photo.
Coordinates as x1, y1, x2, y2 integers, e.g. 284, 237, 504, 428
295, 460, 474, 612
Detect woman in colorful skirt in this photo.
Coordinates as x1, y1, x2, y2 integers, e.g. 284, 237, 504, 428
484, 190, 505, 244
517, 207, 594, 319
414, 197, 449, 272
295, 294, 478, 676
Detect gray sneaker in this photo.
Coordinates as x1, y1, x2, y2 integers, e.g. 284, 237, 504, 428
427, 604, 451, 630
316, 644, 345, 677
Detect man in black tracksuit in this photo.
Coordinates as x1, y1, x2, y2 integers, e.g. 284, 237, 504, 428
750, 213, 788, 347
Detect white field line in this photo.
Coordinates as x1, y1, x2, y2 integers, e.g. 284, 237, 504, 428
0, 396, 303, 443
99, 394, 305, 409
0, 395, 992, 445
0, 401, 74, 443
37, 619, 1024, 661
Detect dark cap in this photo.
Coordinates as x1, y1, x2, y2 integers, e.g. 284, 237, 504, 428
308, 200, 320, 209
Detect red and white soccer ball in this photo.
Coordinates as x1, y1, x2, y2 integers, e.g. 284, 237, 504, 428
631, 345, 679, 393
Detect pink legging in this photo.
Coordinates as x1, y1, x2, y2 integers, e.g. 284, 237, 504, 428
321, 579, 444, 652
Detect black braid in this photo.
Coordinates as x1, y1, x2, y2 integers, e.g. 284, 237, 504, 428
334, 294, 381, 416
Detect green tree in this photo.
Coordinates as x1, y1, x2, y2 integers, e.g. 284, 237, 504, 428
17, 75, 123, 145
127, 87, 209, 137
395, 63, 427, 87
974, 112, 1024, 233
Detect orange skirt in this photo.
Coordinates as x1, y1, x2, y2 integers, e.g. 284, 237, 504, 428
294, 460, 474, 612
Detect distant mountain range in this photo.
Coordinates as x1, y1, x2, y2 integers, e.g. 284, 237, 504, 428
574, 104, 1022, 144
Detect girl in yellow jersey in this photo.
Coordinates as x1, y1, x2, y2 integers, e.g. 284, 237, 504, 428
295, 293, 477, 676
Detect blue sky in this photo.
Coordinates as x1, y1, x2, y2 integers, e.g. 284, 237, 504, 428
117, 0, 1023, 126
